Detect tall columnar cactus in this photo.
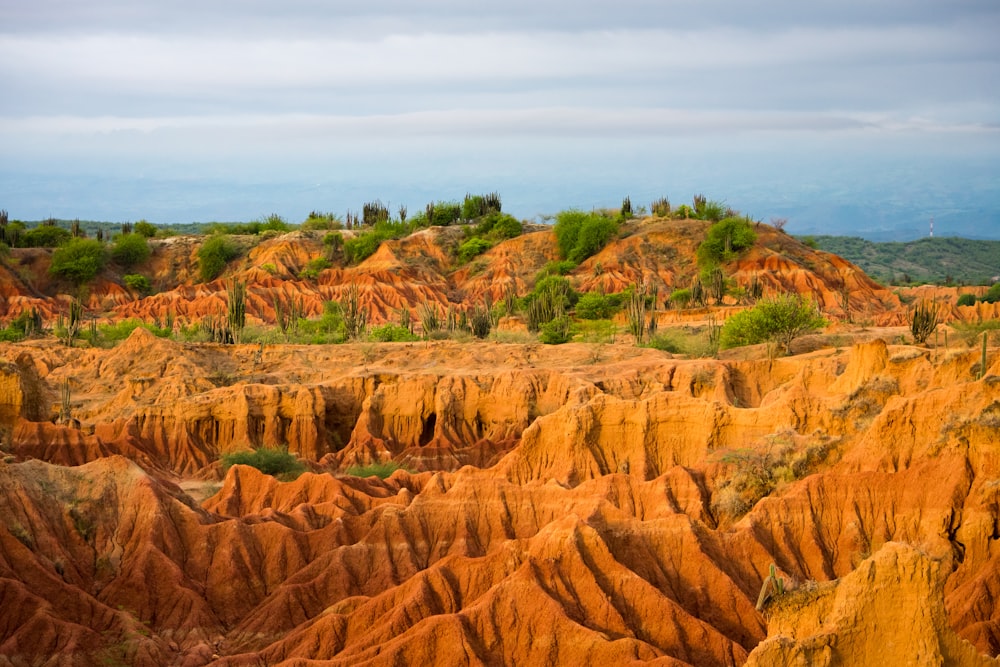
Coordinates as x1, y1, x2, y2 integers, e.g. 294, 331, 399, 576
909, 299, 939, 344
981, 331, 989, 380
227, 279, 246, 345
626, 282, 648, 344
341, 283, 367, 340
63, 299, 83, 347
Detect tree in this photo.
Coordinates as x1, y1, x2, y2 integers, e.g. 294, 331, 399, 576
111, 233, 151, 267
720, 294, 827, 353
553, 210, 619, 263
696, 216, 757, 269
197, 234, 240, 282
49, 238, 107, 284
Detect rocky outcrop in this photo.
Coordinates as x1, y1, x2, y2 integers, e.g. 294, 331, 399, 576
746, 543, 998, 666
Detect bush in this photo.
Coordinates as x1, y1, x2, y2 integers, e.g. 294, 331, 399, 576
575, 291, 622, 320
343, 219, 412, 264
299, 257, 330, 280
457, 237, 493, 263
720, 294, 827, 352
489, 213, 523, 239
49, 238, 107, 284
123, 273, 151, 294
536, 260, 577, 279
133, 220, 157, 238
982, 284, 1000, 304
197, 234, 240, 282
553, 210, 619, 263
221, 446, 306, 479
85, 319, 172, 346
956, 293, 977, 307
539, 315, 572, 344
344, 461, 407, 479
670, 288, 693, 309
368, 323, 419, 342
697, 217, 757, 269
22, 225, 72, 248
111, 233, 151, 267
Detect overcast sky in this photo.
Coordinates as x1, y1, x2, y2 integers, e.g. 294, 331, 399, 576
2, 0, 998, 237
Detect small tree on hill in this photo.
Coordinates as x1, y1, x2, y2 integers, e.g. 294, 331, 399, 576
50, 238, 107, 284
720, 294, 827, 354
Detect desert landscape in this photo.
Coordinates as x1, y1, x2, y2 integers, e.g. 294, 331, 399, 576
1, 205, 999, 666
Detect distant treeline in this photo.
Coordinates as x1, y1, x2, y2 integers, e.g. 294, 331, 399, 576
804, 235, 1000, 286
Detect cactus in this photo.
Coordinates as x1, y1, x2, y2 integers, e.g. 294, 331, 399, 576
651, 197, 670, 217
745, 272, 764, 304
340, 283, 367, 340
59, 379, 72, 425
469, 303, 492, 339
226, 279, 246, 345
626, 282, 648, 344
63, 299, 83, 347
690, 276, 705, 307
708, 267, 726, 304
980, 331, 989, 380
755, 563, 786, 611
909, 299, 939, 344
397, 306, 412, 333
362, 200, 389, 227
621, 196, 632, 219
419, 303, 441, 336
503, 283, 518, 317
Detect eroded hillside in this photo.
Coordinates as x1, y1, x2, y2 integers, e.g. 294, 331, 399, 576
1, 216, 999, 666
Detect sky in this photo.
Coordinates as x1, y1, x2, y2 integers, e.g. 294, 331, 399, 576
2, 0, 999, 240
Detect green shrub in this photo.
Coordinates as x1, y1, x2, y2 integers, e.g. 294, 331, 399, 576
123, 273, 151, 294
956, 293, 976, 307
368, 323, 419, 342
536, 260, 577, 279
982, 284, 1000, 304
299, 257, 330, 280
133, 220, 157, 238
22, 225, 71, 248
457, 237, 493, 263
111, 233, 151, 267
720, 294, 827, 352
670, 288, 693, 309
474, 212, 522, 239
693, 196, 728, 222
343, 219, 412, 264
197, 234, 240, 282
645, 332, 686, 353
85, 319, 172, 346
539, 315, 572, 344
344, 461, 407, 479
575, 291, 622, 320
488, 213, 523, 239
553, 210, 619, 263
697, 217, 757, 269
49, 238, 107, 284
221, 446, 306, 479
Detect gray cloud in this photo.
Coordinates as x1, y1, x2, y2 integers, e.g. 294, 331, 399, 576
0, 0, 997, 228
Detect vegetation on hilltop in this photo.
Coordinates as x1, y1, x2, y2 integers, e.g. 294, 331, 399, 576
806, 235, 999, 285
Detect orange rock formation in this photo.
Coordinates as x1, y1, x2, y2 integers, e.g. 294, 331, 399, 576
0, 218, 997, 665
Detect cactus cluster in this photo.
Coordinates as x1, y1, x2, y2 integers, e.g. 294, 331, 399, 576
362, 201, 390, 227
909, 299, 939, 344
755, 563, 786, 611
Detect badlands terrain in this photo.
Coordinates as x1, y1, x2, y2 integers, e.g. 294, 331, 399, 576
0, 214, 999, 665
